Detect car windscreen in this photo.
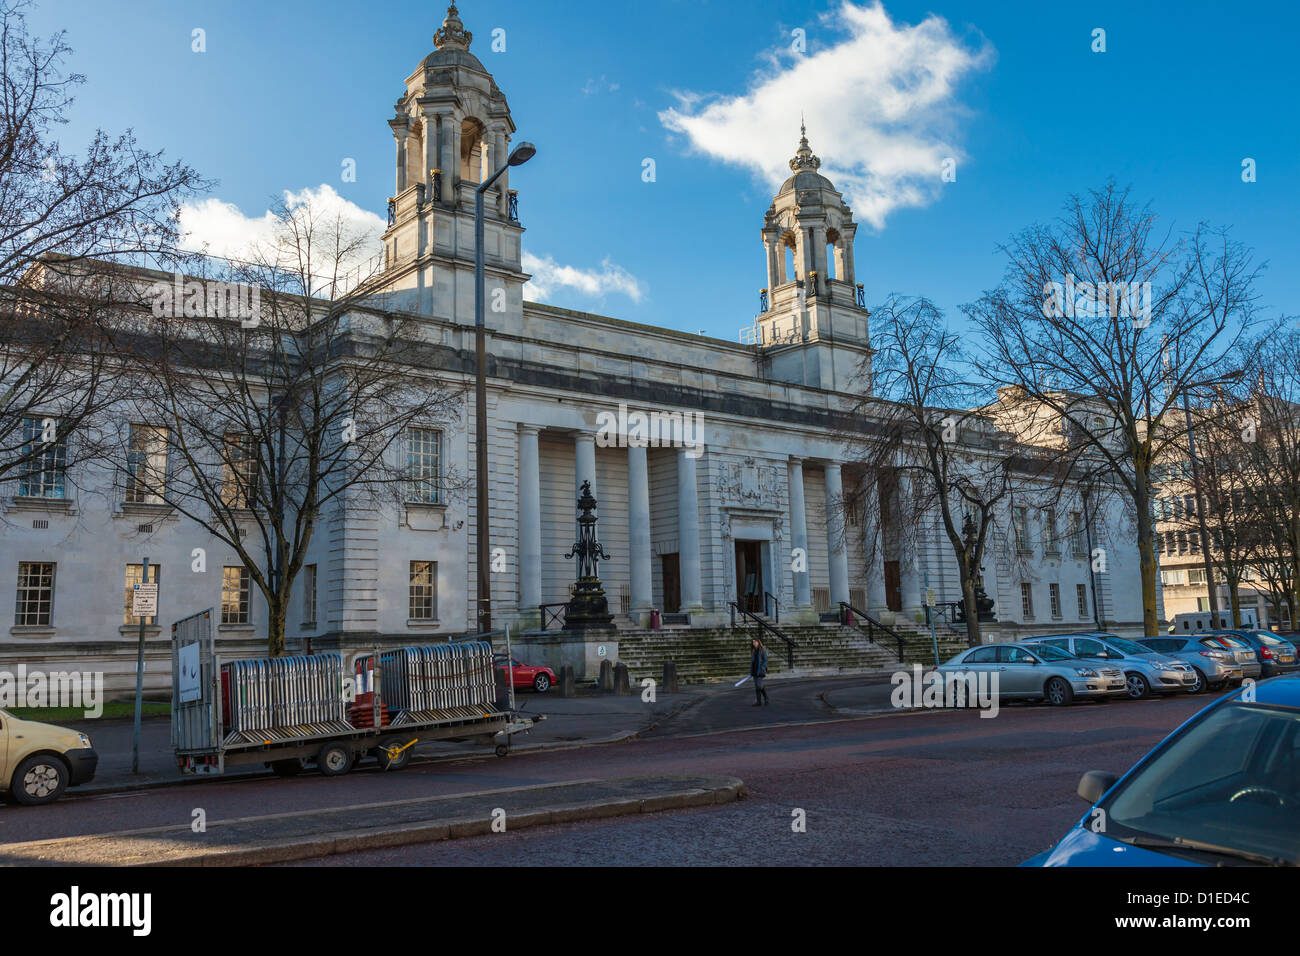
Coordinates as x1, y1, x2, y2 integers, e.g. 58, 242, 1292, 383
1033, 645, 1075, 662
1101, 702, 1300, 865
1105, 637, 1154, 656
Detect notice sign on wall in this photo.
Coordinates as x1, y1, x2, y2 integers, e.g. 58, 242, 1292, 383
132, 582, 158, 617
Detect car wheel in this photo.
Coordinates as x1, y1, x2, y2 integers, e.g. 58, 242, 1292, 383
317, 742, 354, 777
1188, 669, 1206, 695
1045, 677, 1074, 707
375, 737, 413, 772
534, 673, 551, 693
12, 755, 69, 805
1125, 672, 1151, 699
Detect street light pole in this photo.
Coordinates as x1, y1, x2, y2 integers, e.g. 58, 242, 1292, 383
474, 141, 536, 633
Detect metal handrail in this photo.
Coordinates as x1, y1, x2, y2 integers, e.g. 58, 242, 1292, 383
838, 601, 905, 660
729, 601, 798, 670
764, 590, 781, 624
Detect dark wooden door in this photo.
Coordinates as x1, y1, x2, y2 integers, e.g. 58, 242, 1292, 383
884, 560, 902, 612
661, 553, 680, 613
735, 541, 763, 613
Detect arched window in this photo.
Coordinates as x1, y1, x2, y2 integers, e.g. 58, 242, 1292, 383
460, 117, 487, 183
826, 228, 841, 281
782, 231, 798, 285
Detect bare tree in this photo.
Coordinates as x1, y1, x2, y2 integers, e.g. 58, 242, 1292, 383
0, 1, 204, 498
965, 180, 1263, 636
124, 196, 460, 656
842, 295, 1053, 646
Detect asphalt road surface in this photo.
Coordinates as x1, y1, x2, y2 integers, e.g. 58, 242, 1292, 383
0, 677, 1214, 865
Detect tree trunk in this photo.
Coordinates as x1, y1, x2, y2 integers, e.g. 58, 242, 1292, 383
1133, 469, 1159, 638
267, 598, 287, 658
962, 573, 981, 647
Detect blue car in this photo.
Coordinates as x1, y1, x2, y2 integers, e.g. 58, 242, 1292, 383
1024, 675, 1300, 866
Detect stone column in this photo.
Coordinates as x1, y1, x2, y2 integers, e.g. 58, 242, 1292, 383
437, 114, 455, 201
764, 236, 780, 294
516, 425, 542, 630
628, 445, 653, 625
394, 129, 408, 194
788, 458, 813, 616
423, 115, 439, 196
824, 462, 850, 609
677, 449, 703, 613
862, 471, 888, 613
897, 473, 924, 620
574, 432, 597, 502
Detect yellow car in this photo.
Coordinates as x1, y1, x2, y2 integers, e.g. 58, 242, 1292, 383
0, 709, 98, 805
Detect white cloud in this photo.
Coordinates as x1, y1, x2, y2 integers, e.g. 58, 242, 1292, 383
523, 251, 644, 304
178, 185, 387, 286
658, 1, 994, 229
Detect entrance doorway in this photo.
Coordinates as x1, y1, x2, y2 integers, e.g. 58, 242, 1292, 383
735, 540, 764, 613
661, 553, 680, 613
884, 560, 902, 612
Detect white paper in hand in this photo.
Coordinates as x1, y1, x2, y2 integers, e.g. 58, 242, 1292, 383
734, 676, 752, 687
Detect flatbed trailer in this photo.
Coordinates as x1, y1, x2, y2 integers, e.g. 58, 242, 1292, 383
171, 610, 542, 778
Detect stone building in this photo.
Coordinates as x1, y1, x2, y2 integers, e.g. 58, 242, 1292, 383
0, 6, 1153, 693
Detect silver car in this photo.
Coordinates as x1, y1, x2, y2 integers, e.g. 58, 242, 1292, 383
935, 641, 1127, 706
1023, 633, 1197, 699
1138, 636, 1244, 694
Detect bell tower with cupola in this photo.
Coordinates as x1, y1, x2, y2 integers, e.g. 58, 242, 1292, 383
371, 4, 528, 328
753, 126, 873, 394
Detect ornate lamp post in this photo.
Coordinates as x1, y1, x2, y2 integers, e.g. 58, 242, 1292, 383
563, 480, 615, 630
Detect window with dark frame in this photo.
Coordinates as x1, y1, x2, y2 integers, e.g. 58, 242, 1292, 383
221, 566, 250, 625
1020, 582, 1034, 619
409, 560, 437, 621
1076, 583, 1088, 618
303, 564, 317, 625
15, 562, 55, 626
17, 417, 67, 499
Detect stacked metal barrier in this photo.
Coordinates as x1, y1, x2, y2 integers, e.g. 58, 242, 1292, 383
378, 641, 497, 714
223, 653, 346, 735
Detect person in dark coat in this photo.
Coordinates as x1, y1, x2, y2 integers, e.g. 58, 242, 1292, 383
750, 638, 769, 706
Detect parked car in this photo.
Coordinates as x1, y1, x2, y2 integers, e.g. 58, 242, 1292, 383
1139, 636, 1244, 694
1023, 676, 1300, 866
0, 709, 98, 805
1199, 633, 1264, 681
935, 641, 1126, 706
493, 656, 558, 693
1211, 630, 1298, 679
1022, 633, 1197, 699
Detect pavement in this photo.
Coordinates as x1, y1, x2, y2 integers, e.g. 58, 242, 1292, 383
64, 672, 898, 796
0, 774, 745, 866
62, 685, 713, 795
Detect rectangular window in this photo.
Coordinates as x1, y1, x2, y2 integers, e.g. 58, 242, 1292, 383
221, 432, 258, 509
123, 563, 161, 626
409, 560, 437, 621
1076, 583, 1089, 619
1068, 512, 1085, 555
1049, 582, 1062, 619
221, 566, 250, 625
1020, 582, 1035, 619
1043, 509, 1059, 553
15, 562, 55, 626
302, 564, 317, 626
405, 427, 442, 505
17, 417, 67, 499
1013, 507, 1030, 551
125, 424, 169, 504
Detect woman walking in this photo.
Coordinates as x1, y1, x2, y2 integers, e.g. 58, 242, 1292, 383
750, 637, 769, 706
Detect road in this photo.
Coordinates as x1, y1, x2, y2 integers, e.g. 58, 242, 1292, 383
0, 678, 1213, 865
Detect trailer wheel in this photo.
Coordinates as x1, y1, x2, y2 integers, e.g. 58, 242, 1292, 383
495, 743, 509, 758
269, 758, 305, 777
317, 742, 354, 777
376, 737, 413, 772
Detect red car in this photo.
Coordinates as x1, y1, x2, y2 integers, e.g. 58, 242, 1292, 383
494, 656, 557, 693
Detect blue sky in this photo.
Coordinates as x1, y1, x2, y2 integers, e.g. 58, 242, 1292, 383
29, 0, 1300, 339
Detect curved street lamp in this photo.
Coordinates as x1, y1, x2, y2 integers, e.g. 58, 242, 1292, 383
475, 141, 536, 632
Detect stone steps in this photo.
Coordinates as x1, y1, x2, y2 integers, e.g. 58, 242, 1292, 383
613, 623, 967, 684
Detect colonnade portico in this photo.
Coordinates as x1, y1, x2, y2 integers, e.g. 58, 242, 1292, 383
508, 422, 923, 632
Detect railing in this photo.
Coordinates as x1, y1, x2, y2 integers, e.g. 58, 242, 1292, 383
764, 590, 780, 625
838, 601, 905, 660
729, 601, 798, 670
540, 603, 567, 631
